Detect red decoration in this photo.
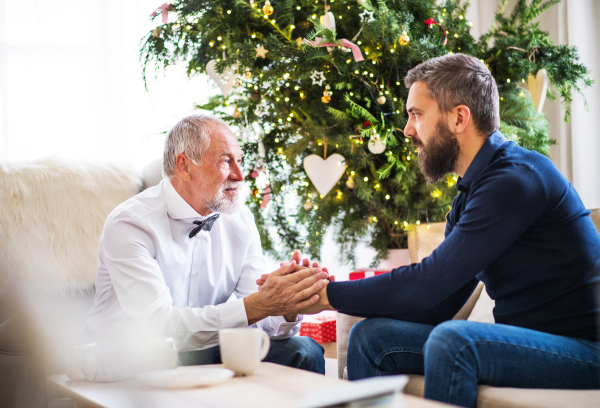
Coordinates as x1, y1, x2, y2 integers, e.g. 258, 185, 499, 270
151, 3, 171, 24
260, 185, 271, 208
424, 18, 447, 46
299, 315, 336, 343
349, 268, 391, 281
251, 170, 259, 178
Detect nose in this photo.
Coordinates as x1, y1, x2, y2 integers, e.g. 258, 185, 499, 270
404, 116, 416, 138
230, 160, 244, 181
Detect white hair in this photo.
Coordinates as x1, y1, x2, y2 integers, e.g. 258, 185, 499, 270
162, 114, 231, 178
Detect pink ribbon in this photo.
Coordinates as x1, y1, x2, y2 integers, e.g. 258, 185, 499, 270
260, 185, 271, 208
151, 3, 170, 24
302, 37, 364, 62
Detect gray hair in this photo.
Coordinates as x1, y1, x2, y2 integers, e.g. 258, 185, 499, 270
162, 114, 231, 178
405, 53, 500, 136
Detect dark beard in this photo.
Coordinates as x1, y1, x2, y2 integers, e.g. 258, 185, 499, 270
415, 121, 460, 184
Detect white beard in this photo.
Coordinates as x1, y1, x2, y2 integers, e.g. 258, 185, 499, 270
206, 181, 242, 214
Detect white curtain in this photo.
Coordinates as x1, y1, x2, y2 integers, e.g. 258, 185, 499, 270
467, 0, 600, 209
0, 0, 216, 172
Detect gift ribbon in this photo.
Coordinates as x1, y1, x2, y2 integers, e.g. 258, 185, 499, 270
302, 37, 364, 62
151, 3, 170, 24
424, 18, 447, 46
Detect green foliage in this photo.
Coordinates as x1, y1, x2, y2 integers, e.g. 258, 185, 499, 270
141, 0, 590, 265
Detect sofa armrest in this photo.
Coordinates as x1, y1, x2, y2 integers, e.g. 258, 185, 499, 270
336, 314, 364, 379
452, 281, 484, 321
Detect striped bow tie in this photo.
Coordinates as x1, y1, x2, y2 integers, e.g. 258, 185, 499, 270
189, 214, 220, 238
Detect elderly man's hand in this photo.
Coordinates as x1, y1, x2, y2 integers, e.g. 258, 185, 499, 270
243, 261, 329, 325
256, 249, 334, 289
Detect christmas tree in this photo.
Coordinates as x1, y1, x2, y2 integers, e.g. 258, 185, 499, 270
141, 0, 591, 265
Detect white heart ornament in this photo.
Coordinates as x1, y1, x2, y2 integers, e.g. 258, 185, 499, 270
319, 12, 336, 53
320, 12, 336, 33
303, 153, 346, 196
368, 139, 386, 154
527, 69, 548, 113
206, 60, 237, 99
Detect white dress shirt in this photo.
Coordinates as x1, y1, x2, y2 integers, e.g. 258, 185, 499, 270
84, 179, 300, 352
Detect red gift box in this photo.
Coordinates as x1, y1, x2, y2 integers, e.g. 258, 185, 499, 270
299, 315, 336, 343
349, 268, 391, 281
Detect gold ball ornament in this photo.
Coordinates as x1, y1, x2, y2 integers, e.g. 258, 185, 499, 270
244, 67, 252, 80
232, 107, 242, 119
399, 30, 410, 46
377, 93, 386, 105
346, 176, 355, 189
303, 199, 313, 211
234, 77, 243, 87
322, 84, 332, 103
263, 0, 273, 16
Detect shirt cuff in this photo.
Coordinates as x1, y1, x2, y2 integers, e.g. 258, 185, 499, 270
274, 314, 302, 337
217, 298, 248, 329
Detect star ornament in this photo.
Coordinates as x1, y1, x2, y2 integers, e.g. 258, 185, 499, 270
151, 28, 161, 38
254, 100, 269, 117
255, 45, 269, 58
310, 70, 326, 86
359, 9, 375, 22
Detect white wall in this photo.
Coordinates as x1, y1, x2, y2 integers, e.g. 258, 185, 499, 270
466, 0, 600, 209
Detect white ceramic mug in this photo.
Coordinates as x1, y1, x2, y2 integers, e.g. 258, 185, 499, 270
218, 328, 270, 376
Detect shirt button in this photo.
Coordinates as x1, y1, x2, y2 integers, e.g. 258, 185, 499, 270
190, 304, 195, 308
193, 272, 199, 277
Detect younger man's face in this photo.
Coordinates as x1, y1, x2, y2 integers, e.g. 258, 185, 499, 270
404, 81, 460, 184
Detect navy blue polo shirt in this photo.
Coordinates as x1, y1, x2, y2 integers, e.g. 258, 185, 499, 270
327, 131, 600, 341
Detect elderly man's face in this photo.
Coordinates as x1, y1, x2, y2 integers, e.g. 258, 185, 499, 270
404, 81, 460, 184
190, 127, 244, 214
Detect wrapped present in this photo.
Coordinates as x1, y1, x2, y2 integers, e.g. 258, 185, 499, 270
349, 268, 391, 281
299, 315, 336, 343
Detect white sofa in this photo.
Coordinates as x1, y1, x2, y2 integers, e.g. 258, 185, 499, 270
336, 213, 600, 408
0, 159, 151, 408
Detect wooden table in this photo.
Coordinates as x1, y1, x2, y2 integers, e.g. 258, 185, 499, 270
48, 362, 452, 408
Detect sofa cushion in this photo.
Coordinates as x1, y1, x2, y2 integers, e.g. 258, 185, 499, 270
0, 159, 141, 296
402, 375, 600, 408
467, 284, 495, 323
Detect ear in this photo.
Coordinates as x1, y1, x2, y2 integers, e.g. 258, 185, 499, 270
447, 104, 471, 134
175, 153, 193, 181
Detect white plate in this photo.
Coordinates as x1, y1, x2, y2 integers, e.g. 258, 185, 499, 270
136, 367, 235, 389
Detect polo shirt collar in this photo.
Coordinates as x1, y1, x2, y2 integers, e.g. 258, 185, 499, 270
163, 178, 219, 220
456, 130, 507, 192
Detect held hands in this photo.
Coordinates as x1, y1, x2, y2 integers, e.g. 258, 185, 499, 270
243, 260, 329, 325
256, 250, 335, 289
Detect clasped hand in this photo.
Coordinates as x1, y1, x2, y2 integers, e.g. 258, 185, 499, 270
254, 250, 334, 319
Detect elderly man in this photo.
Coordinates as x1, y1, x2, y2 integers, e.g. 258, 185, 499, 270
287, 53, 600, 405
83, 114, 326, 373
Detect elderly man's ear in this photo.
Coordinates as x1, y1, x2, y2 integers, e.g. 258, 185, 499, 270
175, 153, 193, 181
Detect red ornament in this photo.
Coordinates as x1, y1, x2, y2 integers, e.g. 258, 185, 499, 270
424, 18, 447, 46
251, 170, 259, 178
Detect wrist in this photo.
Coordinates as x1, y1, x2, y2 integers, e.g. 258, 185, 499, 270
319, 282, 333, 310
243, 293, 269, 325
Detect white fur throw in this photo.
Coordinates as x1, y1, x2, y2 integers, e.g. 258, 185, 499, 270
0, 158, 141, 296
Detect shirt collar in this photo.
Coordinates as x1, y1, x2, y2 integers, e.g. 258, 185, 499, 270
456, 130, 507, 192
163, 178, 219, 221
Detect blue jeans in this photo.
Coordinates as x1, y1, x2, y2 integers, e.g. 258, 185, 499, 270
347, 318, 600, 408
179, 336, 325, 374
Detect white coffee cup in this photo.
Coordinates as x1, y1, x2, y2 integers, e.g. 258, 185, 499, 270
218, 328, 270, 376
